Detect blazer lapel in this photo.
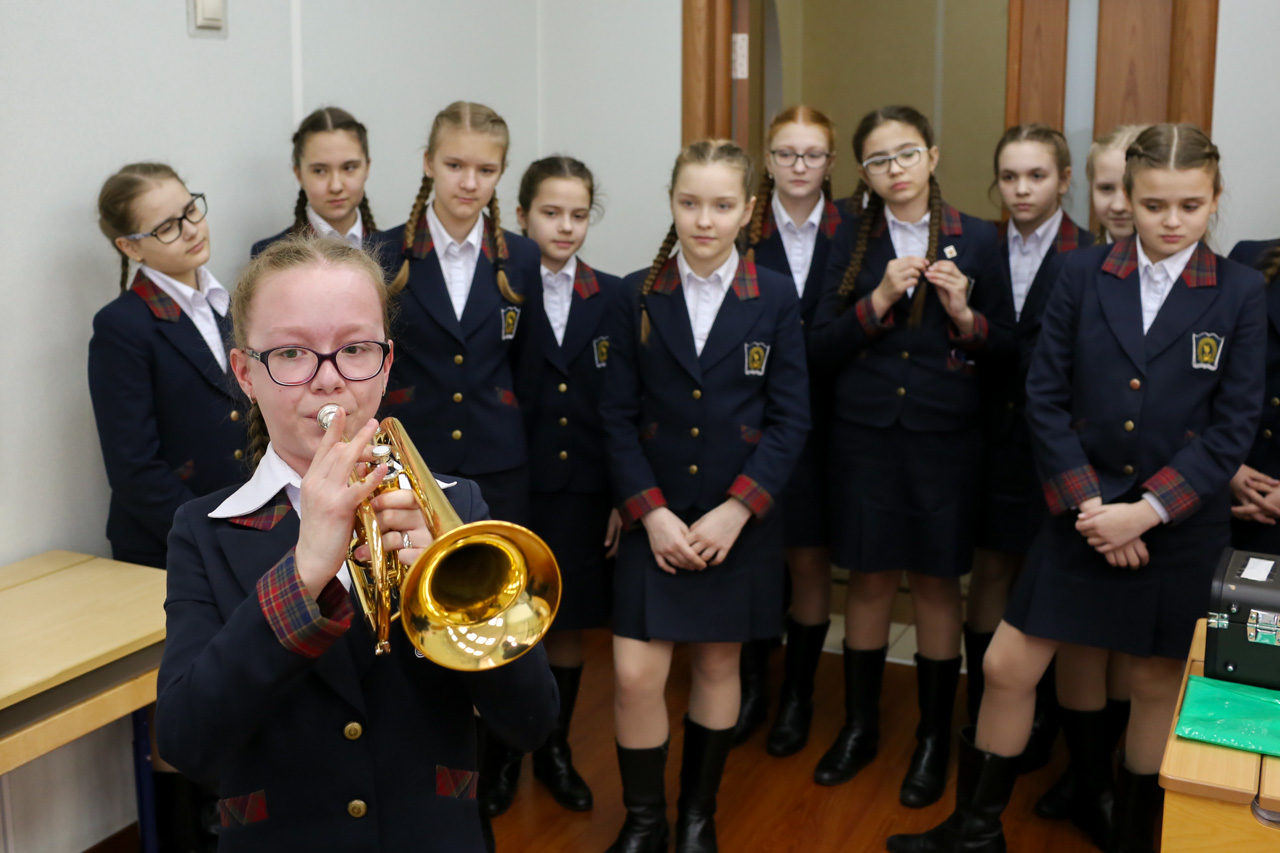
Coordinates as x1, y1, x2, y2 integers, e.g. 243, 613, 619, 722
131, 274, 235, 398
699, 258, 763, 371
1144, 243, 1220, 361
404, 254, 466, 343
1097, 239, 1148, 371
460, 251, 503, 339
646, 258, 701, 381
560, 262, 605, 364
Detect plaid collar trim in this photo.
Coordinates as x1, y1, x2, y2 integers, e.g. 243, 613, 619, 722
407, 210, 496, 262
652, 256, 681, 294
227, 491, 292, 530
573, 261, 600, 299
130, 271, 180, 322
1052, 215, 1084, 254
1101, 237, 1139, 279
650, 256, 758, 300
759, 197, 842, 242
1101, 238, 1217, 288
870, 202, 962, 239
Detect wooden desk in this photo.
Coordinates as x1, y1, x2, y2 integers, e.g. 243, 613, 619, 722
0, 553, 166, 775
1159, 619, 1280, 850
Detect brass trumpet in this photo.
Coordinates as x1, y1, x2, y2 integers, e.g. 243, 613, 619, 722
317, 404, 560, 669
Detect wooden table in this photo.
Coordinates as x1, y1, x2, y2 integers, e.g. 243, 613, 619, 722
1159, 619, 1280, 850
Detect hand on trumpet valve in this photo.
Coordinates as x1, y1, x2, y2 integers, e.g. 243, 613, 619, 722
351, 487, 435, 565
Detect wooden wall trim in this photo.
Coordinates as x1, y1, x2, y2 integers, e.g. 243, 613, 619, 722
1168, 0, 1218, 133
1094, 0, 1174, 133
1005, 0, 1069, 130
1004, 0, 1024, 130
683, 0, 733, 143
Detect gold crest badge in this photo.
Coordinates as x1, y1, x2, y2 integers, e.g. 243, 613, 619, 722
593, 336, 610, 368
500, 306, 521, 340
1191, 331, 1224, 371
744, 342, 770, 376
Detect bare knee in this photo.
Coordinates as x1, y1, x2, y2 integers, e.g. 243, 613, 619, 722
982, 633, 1047, 696
689, 643, 740, 684
1127, 657, 1182, 704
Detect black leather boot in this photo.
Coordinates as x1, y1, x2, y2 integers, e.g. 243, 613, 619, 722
480, 810, 496, 853
479, 726, 523, 818
1036, 698, 1129, 820
886, 728, 1019, 853
813, 645, 886, 786
605, 741, 670, 853
675, 718, 734, 853
766, 618, 830, 757
1107, 765, 1161, 853
1059, 708, 1115, 849
533, 664, 593, 811
962, 627, 993, 725
153, 770, 197, 853
731, 638, 771, 746
1018, 660, 1060, 773
900, 654, 963, 808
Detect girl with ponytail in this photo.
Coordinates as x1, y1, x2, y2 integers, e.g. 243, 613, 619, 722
807, 106, 1013, 810
599, 139, 809, 852
733, 106, 846, 758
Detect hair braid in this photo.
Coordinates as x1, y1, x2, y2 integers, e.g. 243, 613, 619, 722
488, 195, 522, 304
358, 195, 377, 233
1257, 244, 1280, 286
822, 176, 834, 202
292, 188, 309, 233
389, 173, 433, 295
639, 224, 679, 345
118, 255, 131, 292
907, 175, 943, 328
835, 180, 879, 313
744, 171, 774, 263
245, 400, 270, 472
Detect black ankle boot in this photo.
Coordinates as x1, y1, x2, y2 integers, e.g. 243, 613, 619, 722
962, 627, 993, 725
479, 727, 523, 818
676, 718, 734, 853
1107, 765, 1160, 853
900, 654, 963, 808
886, 728, 1019, 853
533, 664, 593, 811
153, 771, 197, 853
605, 741, 670, 853
1037, 698, 1129, 820
1018, 660, 1060, 773
814, 645, 885, 786
732, 638, 771, 746
766, 618, 830, 757
1059, 709, 1115, 849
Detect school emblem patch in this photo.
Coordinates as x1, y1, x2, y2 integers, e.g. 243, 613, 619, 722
593, 335, 610, 368
1191, 331, 1224, 370
500, 306, 521, 340
744, 342, 770, 376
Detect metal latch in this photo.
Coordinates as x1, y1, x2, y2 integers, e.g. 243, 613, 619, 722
1247, 609, 1279, 645
1208, 612, 1229, 629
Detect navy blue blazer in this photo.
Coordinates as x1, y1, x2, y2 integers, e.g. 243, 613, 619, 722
748, 196, 848, 327
1228, 239, 1280, 479
808, 203, 1015, 431
251, 225, 401, 281
378, 217, 541, 477
601, 256, 810, 526
156, 478, 558, 853
87, 273, 248, 567
514, 260, 622, 495
1027, 239, 1266, 524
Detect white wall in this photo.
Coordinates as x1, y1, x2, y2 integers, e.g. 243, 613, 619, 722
0, 1, 679, 850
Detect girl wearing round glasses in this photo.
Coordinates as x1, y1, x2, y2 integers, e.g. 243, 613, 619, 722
808, 106, 1013, 808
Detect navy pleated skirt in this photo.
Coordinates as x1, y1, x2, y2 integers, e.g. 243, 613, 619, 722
529, 491, 613, 631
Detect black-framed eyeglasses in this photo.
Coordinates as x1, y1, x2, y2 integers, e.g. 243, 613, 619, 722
245, 341, 390, 386
771, 149, 831, 168
124, 194, 208, 244
861, 147, 927, 175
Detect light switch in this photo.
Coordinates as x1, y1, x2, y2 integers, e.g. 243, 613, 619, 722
194, 0, 224, 30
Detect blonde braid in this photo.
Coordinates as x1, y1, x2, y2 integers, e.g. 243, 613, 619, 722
389, 174, 433, 295
639, 225, 679, 345
358, 196, 377, 233
488, 195, 523, 304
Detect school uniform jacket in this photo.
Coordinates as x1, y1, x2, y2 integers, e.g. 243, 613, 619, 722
251, 225, 401, 280
378, 216, 541, 477
1027, 239, 1266, 525
87, 272, 248, 566
155, 479, 558, 853
514, 260, 622, 495
601, 257, 811, 527
808, 204, 1015, 431
1229, 239, 1280, 480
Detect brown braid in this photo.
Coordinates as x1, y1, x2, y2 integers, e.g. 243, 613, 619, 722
822, 176, 834, 202
1255, 244, 1280, 286
118, 255, 131, 292
487, 195, 522, 304
639, 225, 679, 345
744, 171, 774, 264
389, 173, 433, 294
245, 400, 270, 471
292, 188, 309, 233
906, 175, 943, 328
357, 196, 377, 233
834, 179, 880, 311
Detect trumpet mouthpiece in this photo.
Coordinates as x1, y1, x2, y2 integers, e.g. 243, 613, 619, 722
317, 404, 343, 431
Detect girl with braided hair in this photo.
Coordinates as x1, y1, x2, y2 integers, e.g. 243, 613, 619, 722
374, 101, 542, 821
890, 123, 1266, 853
251, 107, 384, 259
807, 105, 1013, 809
600, 139, 809, 852
732, 106, 847, 758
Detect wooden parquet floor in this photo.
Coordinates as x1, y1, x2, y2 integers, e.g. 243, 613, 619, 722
493, 629, 1102, 852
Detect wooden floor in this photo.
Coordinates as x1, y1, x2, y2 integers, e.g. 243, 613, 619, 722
494, 630, 1101, 853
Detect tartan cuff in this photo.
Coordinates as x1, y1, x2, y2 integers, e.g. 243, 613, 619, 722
948, 309, 989, 348
620, 487, 668, 527
727, 474, 774, 520
853, 294, 894, 337
1042, 464, 1102, 515
1142, 467, 1200, 524
257, 549, 353, 659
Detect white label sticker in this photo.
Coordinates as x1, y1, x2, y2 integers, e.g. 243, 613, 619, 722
732, 33, 749, 79
1242, 557, 1275, 582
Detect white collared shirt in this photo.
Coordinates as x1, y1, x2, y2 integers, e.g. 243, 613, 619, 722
884, 207, 931, 298
772, 191, 824, 297
1136, 239, 1196, 335
1007, 209, 1064, 320
426, 204, 485, 320
541, 256, 577, 346
305, 203, 364, 249
677, 247, 739, 356
140, 264, 230, 371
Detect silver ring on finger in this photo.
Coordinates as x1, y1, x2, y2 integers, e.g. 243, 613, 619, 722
402, 530, 412, 550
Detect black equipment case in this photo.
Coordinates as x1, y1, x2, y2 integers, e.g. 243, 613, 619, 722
1207, 547, 1280, 691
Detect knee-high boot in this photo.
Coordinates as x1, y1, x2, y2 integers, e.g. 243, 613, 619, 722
814, 645, 886, 786
1036, 697, 1130, 821
1059, 708, 1115, 849
675, 718, 734, 853
532, 664, 593, 811
479, 723, 523, 818
605, 741, 670, 853
1018, 659, 1060, 773
731, 638, 771, 746
766, 618, 830, 757
1107, 765, 1161, 853
900, 654, 963, 808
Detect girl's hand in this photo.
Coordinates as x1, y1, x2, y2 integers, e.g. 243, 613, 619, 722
1076, 500, 1161, 552
355, 487, 436, 567
687, 499, 753, 566
1230, 464, 1280, 515
1103, 537, 1150, 569
640, 507, 706, 574
924, 260, 974, 332
870, 257, 928, 317
1232, 503, 1276, 525
603, 508, 623, 559
294, 412, 386, 599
